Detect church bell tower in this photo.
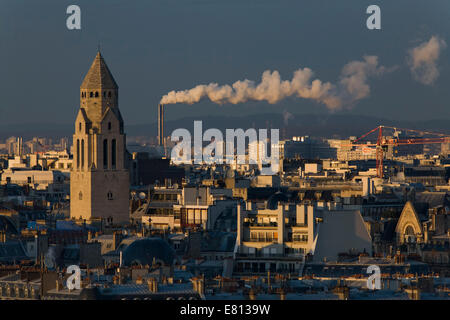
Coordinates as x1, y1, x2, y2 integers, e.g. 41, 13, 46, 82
70, 51, 129, 224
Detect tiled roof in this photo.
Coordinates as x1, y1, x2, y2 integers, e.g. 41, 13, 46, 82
81, 51, 118, 90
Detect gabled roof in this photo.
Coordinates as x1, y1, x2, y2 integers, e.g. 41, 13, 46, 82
76, 107, 91, 124
395, 201, 424, 234
81, 51, 118, 90
101, 106, 123, 125
415, 191, 450, 209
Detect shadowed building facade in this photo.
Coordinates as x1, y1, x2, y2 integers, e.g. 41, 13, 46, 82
70, 52, 130, 224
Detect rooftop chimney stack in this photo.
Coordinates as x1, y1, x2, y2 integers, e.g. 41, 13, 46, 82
158, 104, 164, 147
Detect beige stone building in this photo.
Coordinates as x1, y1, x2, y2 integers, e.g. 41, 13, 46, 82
70, 52, 129, 224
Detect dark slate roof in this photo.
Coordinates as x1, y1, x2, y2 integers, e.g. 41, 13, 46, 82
80, 51, 118, 89
201, 232, 236, 252
319, 190, 334, 202
412, 202, 430, 220
267, 191, 289, 210
415, 192, 450, 209
122, 237, 175, 266
247, 187, 287, 201
0, 241, 27, 262
381, 219, 398, 242
0, 215, 18, 235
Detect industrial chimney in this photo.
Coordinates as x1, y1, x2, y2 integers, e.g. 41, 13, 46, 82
157, 104, 164, 147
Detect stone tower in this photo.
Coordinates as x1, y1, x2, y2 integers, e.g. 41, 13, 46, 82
70, 51, 129, 224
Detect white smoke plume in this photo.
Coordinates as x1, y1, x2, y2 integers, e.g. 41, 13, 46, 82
407, 36, 447, 85
283, 110, 294, 126
160, 56, 389, 110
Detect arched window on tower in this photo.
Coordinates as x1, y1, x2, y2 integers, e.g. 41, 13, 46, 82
103, 139, 108, 169
108, 91, 112, 98
103, 91, 106, 98
90, 92, 93, 98
108, 122, 111, 131
79, 123, 82, 132
81, 139, 85, 169
76, 139, 80, 168
111, 139, 116, 169
95, 91, 99, 97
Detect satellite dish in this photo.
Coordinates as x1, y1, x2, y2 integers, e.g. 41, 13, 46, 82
139, 192, 146, 200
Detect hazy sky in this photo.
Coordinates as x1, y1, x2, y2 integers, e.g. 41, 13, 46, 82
1, 0, 449, 127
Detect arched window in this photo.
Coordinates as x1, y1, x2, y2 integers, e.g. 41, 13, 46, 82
95, 91, 99, 97
90, 92, 93, 98
108, 122, 112, 131
107, 191, 113, 200
79, 122, 82, 132
108, 91, 112, 98
103, 139, 108, 169
79, 191, 83, 200
111, 139, 116, 169
81, 139, 85, 168
76, 139, 80, 168
103, 91, 106, 98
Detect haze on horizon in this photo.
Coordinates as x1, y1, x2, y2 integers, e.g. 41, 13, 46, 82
0, 0, 450, 127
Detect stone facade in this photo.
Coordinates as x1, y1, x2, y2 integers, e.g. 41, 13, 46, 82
70, 52, 129, 224
395, 201, 424, 245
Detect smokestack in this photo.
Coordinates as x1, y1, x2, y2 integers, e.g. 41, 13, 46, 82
158, 104, 164, 147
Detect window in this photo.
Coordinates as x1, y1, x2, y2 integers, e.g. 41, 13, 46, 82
108, 91, 112, 98
103, 139, 108, 168
90, 92, 93, 98
111, 139, 116, 168
95, 91, 99, 97
81, 139, 85, 168
27, 177, 32, 184
107, 191, 113, 200
79, 123, 82, 132
108, 122, 111, 131
79, 191, 83, 200
76, 139, 80, 168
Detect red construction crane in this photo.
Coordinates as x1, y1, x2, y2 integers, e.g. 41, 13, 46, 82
348, 126, 450, 178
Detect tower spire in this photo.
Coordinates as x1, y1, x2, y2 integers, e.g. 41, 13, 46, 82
80, 51, 118, 90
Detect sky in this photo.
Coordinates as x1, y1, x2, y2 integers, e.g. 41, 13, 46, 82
0, 0, 449, 127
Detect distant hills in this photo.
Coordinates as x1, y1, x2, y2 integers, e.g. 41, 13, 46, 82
1, 114, 450, 141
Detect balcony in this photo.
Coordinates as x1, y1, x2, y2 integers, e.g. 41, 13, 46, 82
246, 238, 278, 243
244, 222, 278, 228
